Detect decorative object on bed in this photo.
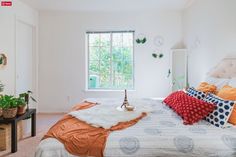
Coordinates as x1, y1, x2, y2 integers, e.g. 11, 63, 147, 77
197, 82, 217, 94
119, 89, 134, 111
203, 93, 235, 128
187, 87, 206, 100
0, 54, 7, 67
216, 85, 236, 125
135, 34, 146, 44
163, 91, 215, 125
43, 102, 146, 157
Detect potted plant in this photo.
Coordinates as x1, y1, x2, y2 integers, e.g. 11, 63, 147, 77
19, 91, 37, 111
0, 95, 18, 118
16, 97, 27, 115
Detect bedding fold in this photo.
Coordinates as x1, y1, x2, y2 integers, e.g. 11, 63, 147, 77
43, 102, 146, 157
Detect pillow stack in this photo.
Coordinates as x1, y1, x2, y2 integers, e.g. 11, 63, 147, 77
163, 81, 236, 128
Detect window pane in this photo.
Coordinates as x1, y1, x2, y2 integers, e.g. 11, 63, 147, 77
122, 47, 133, 61
123, 33, 133, 47
87, 31, 134, 90
100, 47, 111, 61
89, 60, 99, 75
89, 34, 100, 46
112, 33, 122, 47
100, 33, 111, 47
100, 73, 111, 88
89, 47, 100, 61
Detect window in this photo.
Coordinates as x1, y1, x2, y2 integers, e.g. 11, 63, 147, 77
87, 31, 134, 90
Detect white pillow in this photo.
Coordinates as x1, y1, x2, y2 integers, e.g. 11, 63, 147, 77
229, 78, 236, 88
204, 76, 230, 89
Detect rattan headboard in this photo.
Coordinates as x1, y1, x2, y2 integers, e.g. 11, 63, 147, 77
208, 58, 236, 79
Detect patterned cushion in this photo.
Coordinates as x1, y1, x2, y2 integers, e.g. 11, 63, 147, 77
163, 91, 216, 125
204, 94, 235, 128
163, 91, 184, 116
187, 87, 207, 100
197, 82, 217, 94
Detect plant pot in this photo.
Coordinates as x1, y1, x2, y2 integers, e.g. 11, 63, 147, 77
17, 105, 27, 115
3, 108, 17, 119
0, 108, 2, 117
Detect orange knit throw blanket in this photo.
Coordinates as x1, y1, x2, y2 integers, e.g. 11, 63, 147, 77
43, 102, 146, 157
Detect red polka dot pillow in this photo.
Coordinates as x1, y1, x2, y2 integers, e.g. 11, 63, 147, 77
163, 91, 183, 115
163, 91, 216, 125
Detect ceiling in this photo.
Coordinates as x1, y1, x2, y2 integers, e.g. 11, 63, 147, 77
19, 0, 195, 12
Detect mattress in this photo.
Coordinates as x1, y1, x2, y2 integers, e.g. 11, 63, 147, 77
35, 98, 236, 157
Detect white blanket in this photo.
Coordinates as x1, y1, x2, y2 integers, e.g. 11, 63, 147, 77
69, 101, 153, 129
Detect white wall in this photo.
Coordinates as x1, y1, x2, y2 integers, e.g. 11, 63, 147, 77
0, 0, 39, 98
183, 0, 236, 87
39, 10, 183, 112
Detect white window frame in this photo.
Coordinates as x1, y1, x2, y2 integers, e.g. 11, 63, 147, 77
85, 30, 135, 91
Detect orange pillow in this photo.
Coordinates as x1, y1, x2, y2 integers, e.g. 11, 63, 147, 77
197, 82, 217, 94
217, 85, 236, 125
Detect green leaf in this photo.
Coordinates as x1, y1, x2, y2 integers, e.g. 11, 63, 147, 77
152, 53, 158, 58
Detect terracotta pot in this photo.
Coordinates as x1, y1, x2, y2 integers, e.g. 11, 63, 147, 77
0, 108, 2, 117
17, 105, 27, 115
3, 108, 17, 119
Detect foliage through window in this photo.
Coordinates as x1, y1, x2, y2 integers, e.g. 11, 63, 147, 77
87, 31, 134, 90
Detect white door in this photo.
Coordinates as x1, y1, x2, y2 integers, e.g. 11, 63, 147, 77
15, 20, 35, 108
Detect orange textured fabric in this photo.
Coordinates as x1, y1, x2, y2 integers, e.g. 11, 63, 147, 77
217, 85, 236, 125
197, 82, 217, 94
43, 102, 146, 157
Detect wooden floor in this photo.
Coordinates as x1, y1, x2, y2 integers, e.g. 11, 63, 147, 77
0, 113, 64, 157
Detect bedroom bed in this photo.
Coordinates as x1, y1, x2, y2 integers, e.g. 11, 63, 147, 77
35, 58, 236, 157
